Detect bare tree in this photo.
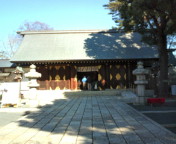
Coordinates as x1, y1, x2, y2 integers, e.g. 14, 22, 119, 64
0, 35, 19, 59
19, 20, 53, 31
1, 21, 54, 58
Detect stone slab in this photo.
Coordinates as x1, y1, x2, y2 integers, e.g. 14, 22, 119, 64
0, 95, 175, 144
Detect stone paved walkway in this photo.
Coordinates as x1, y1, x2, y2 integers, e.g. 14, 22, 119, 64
0, 96, 176, 144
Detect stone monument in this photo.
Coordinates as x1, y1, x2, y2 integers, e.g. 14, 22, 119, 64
1, 66, 24, 107
25, 64, 41, 107
133, 61, 149, 104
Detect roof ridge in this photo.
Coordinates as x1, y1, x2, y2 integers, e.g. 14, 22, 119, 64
17, 29, 119, 35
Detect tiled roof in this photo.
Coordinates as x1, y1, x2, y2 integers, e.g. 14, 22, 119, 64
0, 59, 15, 68
11, 30, 159, 63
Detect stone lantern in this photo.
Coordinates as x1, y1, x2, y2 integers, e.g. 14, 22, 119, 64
13, 66, 24, 103
133, 61, 149, 104
13, 66, 24, 82
25, 64, 41, 107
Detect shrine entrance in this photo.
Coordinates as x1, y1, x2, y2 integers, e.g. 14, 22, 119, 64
77, 71, 98, 90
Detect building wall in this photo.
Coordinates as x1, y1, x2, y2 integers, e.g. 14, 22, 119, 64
0, 59, 158, 91
36, 62, 134, 90
37, 65, 73, 90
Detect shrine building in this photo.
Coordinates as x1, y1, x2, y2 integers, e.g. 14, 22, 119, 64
10, 30, 159, 90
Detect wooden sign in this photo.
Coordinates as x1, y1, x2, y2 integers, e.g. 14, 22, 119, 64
77, 66, 99, 72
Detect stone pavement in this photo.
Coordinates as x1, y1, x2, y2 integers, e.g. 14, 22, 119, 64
0, 108, 38, 128
0, 95, 176, 144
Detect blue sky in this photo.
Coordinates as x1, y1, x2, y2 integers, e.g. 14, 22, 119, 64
0, 0, 116, 41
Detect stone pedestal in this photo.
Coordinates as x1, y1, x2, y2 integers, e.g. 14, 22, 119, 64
133, 61, 149, 104
25, 64, 41, 107
28, 88, 39, 107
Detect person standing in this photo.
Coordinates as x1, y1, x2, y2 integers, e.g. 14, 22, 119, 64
87, 76, 92, 90
82, 76, 87, 90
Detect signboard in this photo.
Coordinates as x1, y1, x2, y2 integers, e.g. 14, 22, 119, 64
77, 66, 99, 72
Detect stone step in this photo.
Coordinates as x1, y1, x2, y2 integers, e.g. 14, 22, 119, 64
19, 89, 137, 107
61, 90, 122, 97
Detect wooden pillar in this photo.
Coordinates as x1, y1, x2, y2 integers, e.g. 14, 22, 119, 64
98, 64, 106, 90
70, 66, 77, 90
127, 61, 136, 89
127, 62, 131, 88
65, 66, 71, 89
37, 65, 49, 90
105, 63, 110, 89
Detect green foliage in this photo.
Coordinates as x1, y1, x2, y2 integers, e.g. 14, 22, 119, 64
105, 0, 176, 45
105, 0, 176, 97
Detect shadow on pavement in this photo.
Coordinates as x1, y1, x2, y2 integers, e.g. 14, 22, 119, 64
1, 91, 175, 144
129, 101, 176, 134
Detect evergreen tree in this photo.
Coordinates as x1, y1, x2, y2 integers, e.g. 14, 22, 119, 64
105, 0, 176, 97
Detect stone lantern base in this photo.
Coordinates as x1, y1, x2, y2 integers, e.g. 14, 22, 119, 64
27, 88, 39, 107
135, 96, 146, 105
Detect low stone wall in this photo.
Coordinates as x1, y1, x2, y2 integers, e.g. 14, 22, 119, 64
35, 89, 136, 106
63, 89, 121, 97
0, 86, 137, 107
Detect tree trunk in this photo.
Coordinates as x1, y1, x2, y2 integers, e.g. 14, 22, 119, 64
158, 33, 169, 97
